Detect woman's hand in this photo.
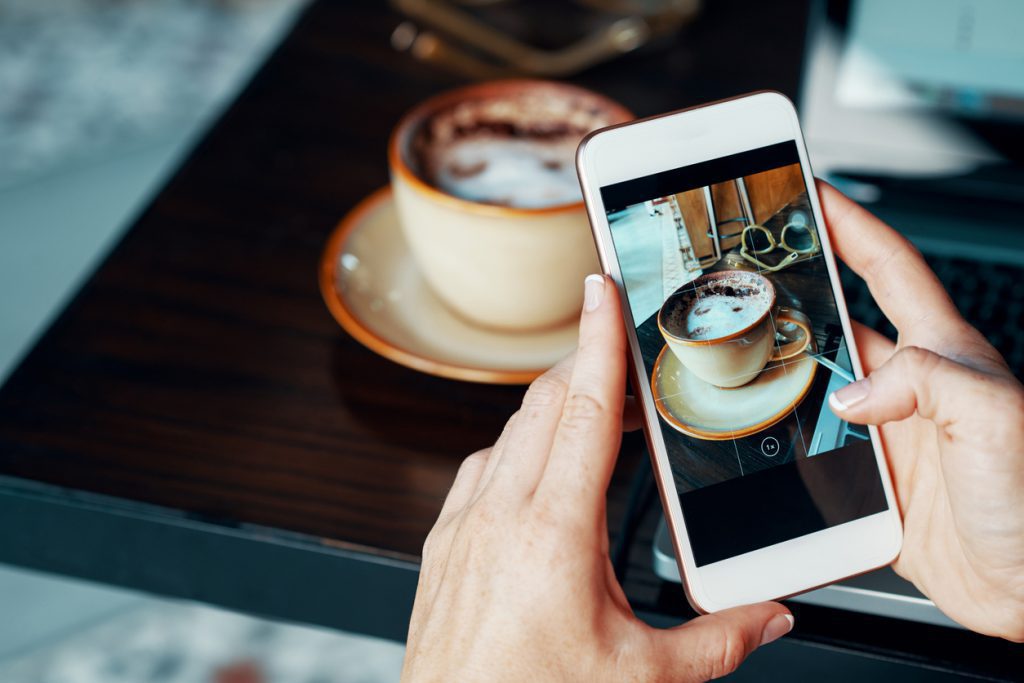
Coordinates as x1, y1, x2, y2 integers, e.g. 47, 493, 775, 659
402, 275, 793, 683
821, 182, 1024, 642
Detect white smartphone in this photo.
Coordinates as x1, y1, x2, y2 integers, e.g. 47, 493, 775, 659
576, 91, 902, 612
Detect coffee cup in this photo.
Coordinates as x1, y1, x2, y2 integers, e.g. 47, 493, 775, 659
657, 270, 812, 388
389, 80, 632, 330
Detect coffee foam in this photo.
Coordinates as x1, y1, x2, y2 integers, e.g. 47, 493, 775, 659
681, 294, 764, 340
432, 137, 581, 208
665, 277, 771, 341
412, 93, 616, 209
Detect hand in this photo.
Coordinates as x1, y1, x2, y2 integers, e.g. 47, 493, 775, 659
402, 275, 793, 683
821, 181, 1024, 642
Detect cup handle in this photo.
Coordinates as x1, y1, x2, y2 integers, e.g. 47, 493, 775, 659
770, 307, 813, 361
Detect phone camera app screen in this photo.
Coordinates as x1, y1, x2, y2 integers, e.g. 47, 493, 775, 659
601, 143, 888, 566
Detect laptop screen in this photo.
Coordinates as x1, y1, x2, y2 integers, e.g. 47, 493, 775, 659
835, 0, 1024, 123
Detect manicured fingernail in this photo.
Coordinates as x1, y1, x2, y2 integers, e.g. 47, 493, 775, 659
584, 274, 605, 312
829, 378, 871, 411
760, 613, 794, 646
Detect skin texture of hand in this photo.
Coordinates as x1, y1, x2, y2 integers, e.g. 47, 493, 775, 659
821, 181, 1024, 642
401, 275, 793, 683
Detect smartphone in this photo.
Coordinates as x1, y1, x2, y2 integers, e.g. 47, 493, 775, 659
576, 91, 902, 612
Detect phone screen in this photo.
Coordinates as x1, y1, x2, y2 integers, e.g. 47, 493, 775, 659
601, 142, 888, 567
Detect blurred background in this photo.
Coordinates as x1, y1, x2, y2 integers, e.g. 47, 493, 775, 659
0, 0, 303, 383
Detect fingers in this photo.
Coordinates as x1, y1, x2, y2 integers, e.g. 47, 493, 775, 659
482, 359, 642, 501
483, 354, 575, 497
829, 345, 966, 426
658, 602, 792, 681
829, 346, 1024, 531
850, 320, 895, 375
536, 274, 628, 510
817, 181, 962, 340
435, 448, 491, 528
472, 411, 519, 498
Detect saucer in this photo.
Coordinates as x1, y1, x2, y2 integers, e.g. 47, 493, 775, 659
319, 188, 578, 384
651, 343, 818, 440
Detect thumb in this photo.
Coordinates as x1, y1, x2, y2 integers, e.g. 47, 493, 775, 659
828, 346, 961, 425
656, 602, 792, 681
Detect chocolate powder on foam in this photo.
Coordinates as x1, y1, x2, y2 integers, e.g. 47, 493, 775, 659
412, 93, 616, 187
665, 279, 764, 339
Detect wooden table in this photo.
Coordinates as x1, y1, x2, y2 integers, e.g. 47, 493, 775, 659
1, 1, 1019, 678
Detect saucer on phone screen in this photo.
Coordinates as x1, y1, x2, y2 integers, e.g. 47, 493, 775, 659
319, 188, 578, 384
651, 341, 817, 440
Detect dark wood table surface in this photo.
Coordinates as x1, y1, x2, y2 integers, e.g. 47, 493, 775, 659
1, 1, 1020, 679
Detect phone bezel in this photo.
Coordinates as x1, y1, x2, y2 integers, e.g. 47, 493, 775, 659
576, 91, 903, 613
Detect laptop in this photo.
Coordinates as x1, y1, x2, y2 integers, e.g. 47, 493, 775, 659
652, 0, 1024, 628
804, 0, 1024, 378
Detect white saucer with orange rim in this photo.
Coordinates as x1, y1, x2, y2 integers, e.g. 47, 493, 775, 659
319, 188, 578, 384
651, 340, 818, 440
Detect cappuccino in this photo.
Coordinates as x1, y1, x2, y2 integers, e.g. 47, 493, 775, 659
665, 277, 770, 341
411, 93, 617, 209
658, 270, 812, 388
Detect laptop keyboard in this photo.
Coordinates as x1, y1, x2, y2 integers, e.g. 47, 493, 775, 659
840, 255, 1024, 381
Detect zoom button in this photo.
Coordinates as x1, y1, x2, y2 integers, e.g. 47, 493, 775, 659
760, 437, 781, 457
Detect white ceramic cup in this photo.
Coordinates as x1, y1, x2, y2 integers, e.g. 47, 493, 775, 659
657, 270, 812, 388
388, 80, 631, 331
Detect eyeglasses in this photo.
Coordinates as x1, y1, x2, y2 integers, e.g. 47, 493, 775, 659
739, 219, 820, 272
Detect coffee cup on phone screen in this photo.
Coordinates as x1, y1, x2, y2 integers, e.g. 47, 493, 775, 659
657, 270, 812, 388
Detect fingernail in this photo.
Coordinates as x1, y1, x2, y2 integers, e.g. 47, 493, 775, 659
830, 377, 871, 412
760, 613, 794, 646
584, 274, 605, 312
